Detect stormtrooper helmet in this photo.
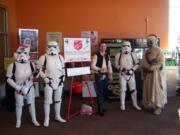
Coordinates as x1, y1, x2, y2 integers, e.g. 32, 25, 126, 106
147, 34, 158, 47
14, 45, 30, 63
46, 41, 60, 55
121, 41, 131, 54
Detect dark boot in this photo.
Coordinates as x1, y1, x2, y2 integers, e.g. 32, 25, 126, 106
97, 96, 104, 116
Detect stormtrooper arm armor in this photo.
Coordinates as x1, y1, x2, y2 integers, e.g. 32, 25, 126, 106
108, 58, 113, 74
6, 63, 22, 91
32, 62, 40, 78
7, 78, 22, 92
37, 55, 46, 79
59, 55, 66, 82
115, 53, 121, 71
132, 64, 139, 71
131, 52, 140, 71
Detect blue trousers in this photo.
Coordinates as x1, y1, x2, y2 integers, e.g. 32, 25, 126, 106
95, 74, 108, 113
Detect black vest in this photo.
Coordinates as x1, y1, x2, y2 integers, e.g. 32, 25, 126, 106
96, 52, 109, 68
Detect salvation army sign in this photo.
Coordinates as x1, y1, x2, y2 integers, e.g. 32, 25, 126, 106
64, 38, 91, 62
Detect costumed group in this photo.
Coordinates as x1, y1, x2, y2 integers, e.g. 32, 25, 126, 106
6, 34, 167, 128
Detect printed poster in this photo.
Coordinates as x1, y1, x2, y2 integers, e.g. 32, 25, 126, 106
64, 38, 91, 62
81, 31, 98, 54
19, 28, 38, 53
81, 31, 98, 46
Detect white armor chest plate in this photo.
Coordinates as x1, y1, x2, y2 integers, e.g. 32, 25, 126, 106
120, 54, 133, 70
15, 63, 32, 85
45, 55, 63, 79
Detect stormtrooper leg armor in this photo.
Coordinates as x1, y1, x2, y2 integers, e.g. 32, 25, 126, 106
27, 87, 40, 126
15, 87, 40, 128
15, 104, 23, 128
120, 76, 126, 110
43, 85, 52, 127
28, 103, 40, 126
120, 74, 141, 111
43, 85, 66, 127
130, 90, 141, 110
54, 101, 66, 123
54, 86, 66, 123
120, 91, 126, 111
44, 103, 51, 127
128, 75, 141, 110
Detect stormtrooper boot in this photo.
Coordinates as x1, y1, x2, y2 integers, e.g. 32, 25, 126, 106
120, 91, 126, 111
44, 104, 50, 127
16, 105, 22, 128
131, 90, 141, 110
54, 102, 66, 123
29, 104, 40, 126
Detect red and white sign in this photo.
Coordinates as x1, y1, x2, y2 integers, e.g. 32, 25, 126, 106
74, 40, 83, 50
64, 38, 91, 62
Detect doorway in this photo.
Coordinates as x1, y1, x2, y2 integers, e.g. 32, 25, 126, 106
169, 0, 180, 51
0, 5, 8, 83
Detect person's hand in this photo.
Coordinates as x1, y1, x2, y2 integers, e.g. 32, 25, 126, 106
100, 68, 107, 73
149, 66, 155, 71
128, 69, 134, 75
44, 77, 50, 83
15, 85, 23, 92
149, 65, 160, 71
108, 73, 113, 82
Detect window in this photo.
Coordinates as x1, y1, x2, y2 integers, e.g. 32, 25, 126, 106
0, 5, 8, 83
169, 0, 180, 51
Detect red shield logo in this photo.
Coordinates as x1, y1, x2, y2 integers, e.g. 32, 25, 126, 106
74, 40, 82, 50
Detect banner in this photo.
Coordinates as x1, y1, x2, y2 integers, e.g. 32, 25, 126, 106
19, 29, 38, 53
18, 28, 39, 62
67, 67, 91, 77
46, 32, 62, 50
64, 38, 91, 62
81, 31, 98, 46
81, 31, 98, 54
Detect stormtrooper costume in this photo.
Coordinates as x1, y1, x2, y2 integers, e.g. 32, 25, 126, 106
6, 45, 40, 128
115, 41, 141, 111
38, 41, 66, 127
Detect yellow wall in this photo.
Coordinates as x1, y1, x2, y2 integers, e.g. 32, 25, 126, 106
2, 0, 169, 55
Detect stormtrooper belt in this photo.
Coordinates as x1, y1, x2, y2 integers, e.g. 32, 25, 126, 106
45, 76, 64, 90
121, 69, 132, 76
